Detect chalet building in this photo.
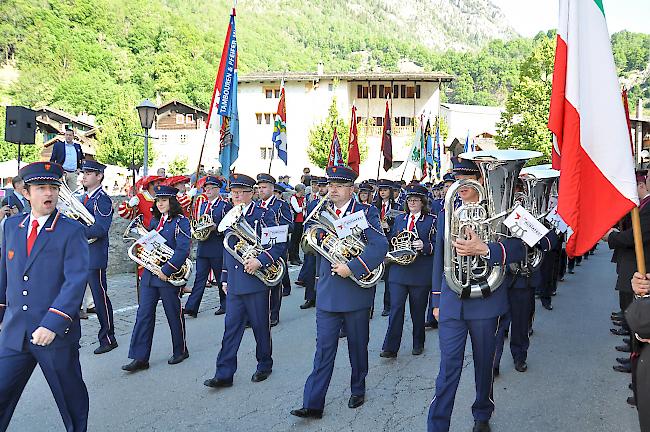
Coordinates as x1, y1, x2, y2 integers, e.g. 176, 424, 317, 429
36, 106, 98, 160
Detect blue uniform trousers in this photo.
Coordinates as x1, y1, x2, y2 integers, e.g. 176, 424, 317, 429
495, 285, 534, 367
382, 283, 429, 352
185, 256, 225, 313
88, 268, 115, 347
270, 255, 291, 321
428, 316, 500, 432
301, 254, 316, 303
128, 283, 187, 361
215, 291, 272, 380
302, 308, 369, 410
0, 342, 88, 432
382, 265, 391, 312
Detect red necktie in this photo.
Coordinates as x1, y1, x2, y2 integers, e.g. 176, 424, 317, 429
408, 215, 416, 232
83, 194, 89, 205
381, 204, 386, 220
27, 219, 39, 256
156, 216, 166, 231
335, 209, 341, 218
261, 201, 266, 209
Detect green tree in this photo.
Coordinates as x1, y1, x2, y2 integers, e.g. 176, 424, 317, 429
168, 155, 188, 175
307, 97, 368, 169
495, 35, 556, 163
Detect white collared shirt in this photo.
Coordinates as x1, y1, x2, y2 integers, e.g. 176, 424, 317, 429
63, 142, 77, 172
27, 213, 52, 237
260, 196, 273, 209
334, 199, 352, 216
85, 185, 102, 200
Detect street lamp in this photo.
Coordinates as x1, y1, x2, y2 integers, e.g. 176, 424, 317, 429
136, 99, 157, 176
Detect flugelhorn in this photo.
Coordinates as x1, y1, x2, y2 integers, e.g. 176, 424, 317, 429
57, 183, 97, 244
386, 230, 419, 265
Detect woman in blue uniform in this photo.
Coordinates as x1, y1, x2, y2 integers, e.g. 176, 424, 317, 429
380, 184, 436, 357
122, 185, 192, 372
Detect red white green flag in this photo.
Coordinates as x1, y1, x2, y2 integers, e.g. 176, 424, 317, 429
548, 0, 638, 257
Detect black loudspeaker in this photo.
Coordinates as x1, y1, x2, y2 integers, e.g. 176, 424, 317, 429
5, 106, 37, 144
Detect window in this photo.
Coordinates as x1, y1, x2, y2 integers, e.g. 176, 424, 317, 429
260, 146, 274, 159
375, 116, 383, 127
265, 89, 273, 98
328, 83, 334, 91
256, 113, 263, 124
264, 113, 272, 124
356, 116, 363, 124
362, 86, 369, 99
161, 134, 168, 143
406, 86, 416, 99
371, 85, 377, 99
180, 134, 187, 143
264, 87, 280, 98
379, 86, 385, 99
274, 89, 281, 98
175, 114, 184, 124
357, 85, 363, 99
416, 85, 421, 98
186, 114, 194, 123
400, 85, 406, 99
393, 85, 399, 99
260, 147, 267, 159
385, 86, 392, 98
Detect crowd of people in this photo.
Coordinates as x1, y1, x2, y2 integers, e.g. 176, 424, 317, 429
0, 138, 647, 432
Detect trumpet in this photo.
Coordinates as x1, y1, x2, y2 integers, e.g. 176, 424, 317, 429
123, 215, 193, 287
302, 193, 384, 288
57, 183, 97, 244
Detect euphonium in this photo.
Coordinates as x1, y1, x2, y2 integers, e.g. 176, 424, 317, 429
386, 230, 419, 266
123, 215, 193, 287
57, 183, 97, 244
191, 213, 215, 241
217, 203, 286, 287
302, 193, 384, 288
443, 150, 541, 298
511, 166, 560, 274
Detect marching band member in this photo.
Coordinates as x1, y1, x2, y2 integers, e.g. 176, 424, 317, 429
163, 175, 192, 217
0, 162, 90, 431
291, 165, 388, 419
288, 183, 306, 266
204, 173, 285, 388
256, 173, 293, 326
122, 185, 191, 372
297, 177, 328, 310
374, 179, 398, 317
183, 176, 232, 318
117, 175, 163, 228
80, 160, 118, 354
380, 184, 436, 357
428, 157, 525, 432
274, 182, 293, 298
357, 182, 373, 205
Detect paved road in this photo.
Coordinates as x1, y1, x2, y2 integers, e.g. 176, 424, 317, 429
7, 247, 641, 431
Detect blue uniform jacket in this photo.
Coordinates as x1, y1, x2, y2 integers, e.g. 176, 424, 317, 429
509, 230, 560, 289
141, 215, 191, 289
388, 212, 436, 286
84, 188, 113, 269
263, 195, 294, 233
431, 209, 525, 320
196, 198, 232, 259
311, 200, 389, 312
0, 211, 89, 351
221, 203, 286, 295
430, 199, 443, 216
49, 141, 84, 170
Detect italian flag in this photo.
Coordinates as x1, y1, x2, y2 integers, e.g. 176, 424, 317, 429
548, 0, 638, 257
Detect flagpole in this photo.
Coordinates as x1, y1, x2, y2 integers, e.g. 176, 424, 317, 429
193, 127, 210, 189
631, 208, 647, 275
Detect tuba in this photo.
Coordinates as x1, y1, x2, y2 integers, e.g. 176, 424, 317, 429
444, 150, 541, 298
123, 215, 193, 287
191, 213, 215, 241
57, 183, 97, 244
302, 193, 384, 288
218, 203, 286, 286
386, 230, 419, 266
511, 166, 560, 274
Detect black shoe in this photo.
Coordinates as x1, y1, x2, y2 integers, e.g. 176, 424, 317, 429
541, 302, 553, 311
203, 378, 233, 388
79, 311, 89, 320
493, 367, 500, 377
381, 309, 390, 317
290, 408, 323, 419
611, 328, 630, 336
86, 307, 96, 314
412, 347, 424, 356
473, 420, 491, 432
611, 310, 624, 318
514, 361, 528, 372
270, 319, 279, 327
627, 396, 637, 406
611, 320, 625, 327
295, 280, 306, 287
551, 291, 557, 296
623, 337, 631, 344
613, 364, 632, 373
183, 309, 198, 318
290, 260, 301, 266
424, 321, 439, 329
94, 342, 118, 355
615, 344, 631, 353
379, 350, 397, 358
300, 300, 315, 309
348, 395, 365, 409
168, 351, 189, 365
214, 307, 226, 316
616, 357, 631, 365
629, 383, 634, 390
122, 360, 149, 372
251, 370, 272, 382
282, 291, 291, 297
